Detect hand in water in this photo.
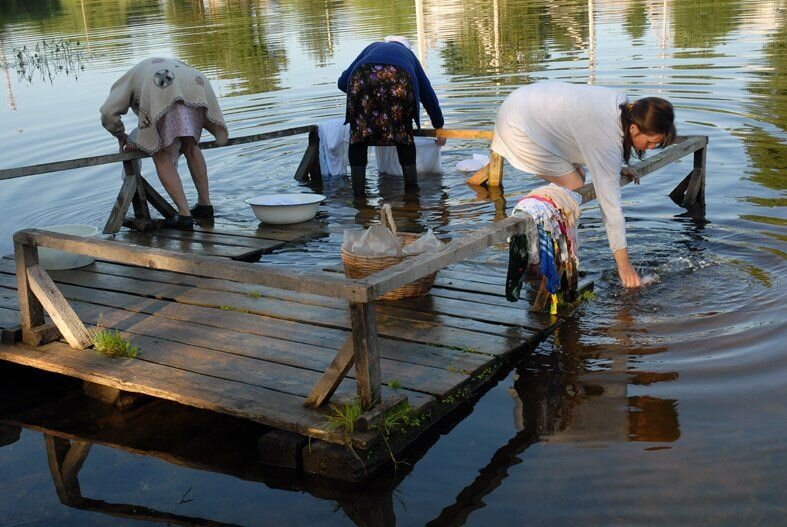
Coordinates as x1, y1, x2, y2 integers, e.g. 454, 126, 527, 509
618, 262, 642, 288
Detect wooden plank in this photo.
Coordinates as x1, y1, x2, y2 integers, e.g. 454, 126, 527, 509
575, 135, 708, 204
26, 265, 92, 349
195, 222, 324, 243
0, 340, 380, 447
487, 151, 504, 187
349, 301, 381, 407
466, 165, 489, 186
14, 242, 44, 331
126, 160, 151, 222
0, 266, 495, 373
140, 177, 177, 218
137, 229, 287, 250
107, 231, 280, 261
13, 229, 372, 303
354, 393, 407, 433
304, 338, 355, 408
414, 129, 494, 140
0, 125, 317, 182
102, 174, 138, 235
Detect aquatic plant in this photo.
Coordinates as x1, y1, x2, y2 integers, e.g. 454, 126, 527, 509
5, 39, 88, 84
93, 329, 139, 358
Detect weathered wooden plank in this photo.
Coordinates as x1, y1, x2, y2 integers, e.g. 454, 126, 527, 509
26, 265, 92, 350
135, 229, 287, 250
575, 135, 708, 204
354, 393, 407, 433
126, 160, 151, 223
0, 266, 493, 373
0, 340, 380, 447
350, 301, 381, 407
196, 222, 324, 243
103, 174, 139, 235
0, 125, 317, 182
13, 229, 372, 303
107, 231, 280, 261
10, 268, 529, 352
304, 338, 355, 408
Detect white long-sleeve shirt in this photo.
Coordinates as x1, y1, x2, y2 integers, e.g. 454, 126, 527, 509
492, 81, 628, 252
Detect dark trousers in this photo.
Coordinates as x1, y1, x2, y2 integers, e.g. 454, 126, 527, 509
348, 141, 416, 167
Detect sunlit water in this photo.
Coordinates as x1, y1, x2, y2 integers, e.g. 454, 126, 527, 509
0, 0, 785, 525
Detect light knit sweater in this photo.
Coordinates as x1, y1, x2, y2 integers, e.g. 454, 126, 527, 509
492, 81, 628, 252
100, 57, 227, 154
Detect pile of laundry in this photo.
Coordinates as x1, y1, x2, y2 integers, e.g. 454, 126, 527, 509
506, 183, 583, 313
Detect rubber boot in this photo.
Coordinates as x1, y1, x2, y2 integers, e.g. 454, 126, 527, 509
350, 165, 366, 196
402, 164, 418, 190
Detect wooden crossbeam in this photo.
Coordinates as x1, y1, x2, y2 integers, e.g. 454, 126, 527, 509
103, 173, 138, 235
26, 264, 92, 350
304, 337, 355, 408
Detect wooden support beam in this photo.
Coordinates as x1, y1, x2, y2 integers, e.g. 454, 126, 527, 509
125, 160, 151, 222
303, 337, 355, 408
103, 173, 138, 235
683, 146, 707, 208
14, 242, 44, 332
140, 177, 177, 218
466, 164, 489, 186
22, 323, 62, 347
25, 264, 93, 350
294, 130, 320, 182
487, 151, 504, 187
14, 229, 373, 303
349, 301, 381, 408
414, 128, 494, 140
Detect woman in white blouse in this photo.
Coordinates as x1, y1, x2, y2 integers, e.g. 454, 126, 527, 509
492, 81, 676, 288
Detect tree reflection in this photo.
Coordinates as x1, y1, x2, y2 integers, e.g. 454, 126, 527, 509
671, 0, 743, 49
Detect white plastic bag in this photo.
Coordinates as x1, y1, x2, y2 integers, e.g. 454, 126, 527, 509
455, 153, 490, 172
375, 136, 442, 175
342, 204, 402, 257
402, 228, 443, 255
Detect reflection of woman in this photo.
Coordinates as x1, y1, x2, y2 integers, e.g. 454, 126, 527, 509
100, 57, 228, 229
492, 81, 676, 287
338, 36, 444, 196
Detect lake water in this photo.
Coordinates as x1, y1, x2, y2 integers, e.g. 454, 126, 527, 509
0, 0, 785, 525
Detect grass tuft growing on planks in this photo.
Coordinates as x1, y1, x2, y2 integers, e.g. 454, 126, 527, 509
327, 399, 364, 443
92, 329, 139, 359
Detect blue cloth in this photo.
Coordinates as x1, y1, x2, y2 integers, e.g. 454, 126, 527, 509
338, 42, 444, 129
538, 226, 561, 294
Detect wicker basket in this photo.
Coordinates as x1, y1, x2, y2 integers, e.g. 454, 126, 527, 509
342, 204, 440, 301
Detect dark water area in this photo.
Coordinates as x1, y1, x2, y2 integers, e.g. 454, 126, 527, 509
0, 0, 785, 525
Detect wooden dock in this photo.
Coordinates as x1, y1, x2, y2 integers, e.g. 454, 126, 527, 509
0, 127, 708, 481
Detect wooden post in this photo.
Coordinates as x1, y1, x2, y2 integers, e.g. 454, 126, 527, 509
14, 242, 45, 336
26, 264, 93, 350
307, 130, 322, 184
103, 172, 139, 234
487, 151, 504, 187
125, 160, 151, 223
294, 130, 320, 183
683, 146, 706, 209
349, 302, 381, 407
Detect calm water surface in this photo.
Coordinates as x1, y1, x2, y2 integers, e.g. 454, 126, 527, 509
0, 0, 785, 525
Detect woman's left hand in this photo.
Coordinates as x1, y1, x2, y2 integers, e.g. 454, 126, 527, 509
621, 166, 641, 184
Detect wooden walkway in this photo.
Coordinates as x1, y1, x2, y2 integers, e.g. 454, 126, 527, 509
0, 222, 563, 479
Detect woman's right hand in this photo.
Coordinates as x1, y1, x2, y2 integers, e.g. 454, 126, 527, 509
613, 247, 641, 288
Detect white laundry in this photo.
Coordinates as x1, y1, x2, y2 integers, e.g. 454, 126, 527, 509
455, 153, 490, 172
318, 118, 350, 176
375, 136, 442, 175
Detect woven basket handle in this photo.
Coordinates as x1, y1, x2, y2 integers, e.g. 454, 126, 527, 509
380, 203, 398, 237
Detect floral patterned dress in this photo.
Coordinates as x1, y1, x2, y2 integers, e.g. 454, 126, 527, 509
347, 64, 415, 146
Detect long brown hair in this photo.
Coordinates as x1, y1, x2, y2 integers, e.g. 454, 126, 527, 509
620, 97, 676, 164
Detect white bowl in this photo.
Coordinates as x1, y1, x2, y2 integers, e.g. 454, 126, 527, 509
244, 193, 326, 225
37, 224, 99, 270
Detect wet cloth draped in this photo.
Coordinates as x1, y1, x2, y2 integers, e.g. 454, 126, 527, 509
507, 184, 582, 299
347, 64, 415, 146
100, 57, 227, 155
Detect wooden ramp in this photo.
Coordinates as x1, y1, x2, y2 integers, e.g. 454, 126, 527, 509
0, 237, 561, 478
